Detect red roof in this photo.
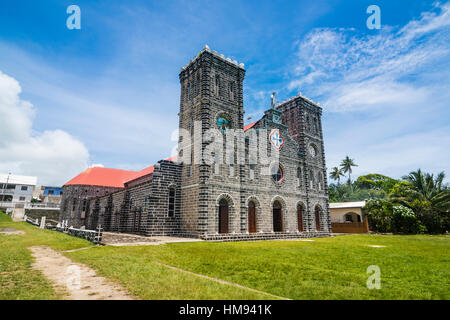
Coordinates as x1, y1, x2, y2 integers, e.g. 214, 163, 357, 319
64, 155, 179, 188
123, 155, 178, 184
244, 121, 256, 131
64, 167, 137, 188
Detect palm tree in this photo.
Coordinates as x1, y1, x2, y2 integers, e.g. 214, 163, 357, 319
394, 169, 450, 212
329, 167, 345, 186
340, 156, 358, 185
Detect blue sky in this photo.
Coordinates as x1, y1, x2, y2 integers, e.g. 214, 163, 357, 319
0, 0, 449, 185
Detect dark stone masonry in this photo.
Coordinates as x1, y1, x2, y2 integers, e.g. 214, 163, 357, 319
59, 46, 331, 241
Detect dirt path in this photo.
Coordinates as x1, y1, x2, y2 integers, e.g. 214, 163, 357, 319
0, 228, 25, 235
29, 246, 133, 300
101, 232, 203, 246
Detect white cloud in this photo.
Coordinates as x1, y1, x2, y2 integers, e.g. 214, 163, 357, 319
289, 3, 450, 112
287, 2, 450, 180
0, 71, 89, 186
0, 41, 180, 169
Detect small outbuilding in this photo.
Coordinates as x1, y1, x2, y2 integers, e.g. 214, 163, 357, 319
329, 201, 369, 233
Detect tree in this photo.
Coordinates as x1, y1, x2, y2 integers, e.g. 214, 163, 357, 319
355, 173, 398, 192
392, 169, 450, 211
328, 183, 386, 202
340, 156, 358, 186
364, 199, 426, 234
390, 169, 449, 233
329, 167, 345, 186
364, 199, 393, 233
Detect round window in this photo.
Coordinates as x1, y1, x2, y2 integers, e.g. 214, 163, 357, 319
216, 116, 231, 132
270, 164, 284, 183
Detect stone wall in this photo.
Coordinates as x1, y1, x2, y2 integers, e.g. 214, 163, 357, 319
25, 209, 60, 224
59, 184, 121, 228
82, 160, 182, 236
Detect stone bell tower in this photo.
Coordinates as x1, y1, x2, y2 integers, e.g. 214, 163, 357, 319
177, 45, 246, 237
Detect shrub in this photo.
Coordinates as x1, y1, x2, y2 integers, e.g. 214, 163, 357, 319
365, 199, 393, 233
391, 205, 426, 234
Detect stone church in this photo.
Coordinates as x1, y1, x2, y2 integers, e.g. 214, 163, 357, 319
59, 46, 331, 241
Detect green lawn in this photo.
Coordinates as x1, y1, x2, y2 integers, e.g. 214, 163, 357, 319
0, 212, 268, 300
1, 211, 449, 299
0, 212, 90, 299
67, 234, 449, 300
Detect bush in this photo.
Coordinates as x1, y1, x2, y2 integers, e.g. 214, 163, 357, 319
365, 200, 428, 234
391, 205, 426, 234
365, 199, 393, 233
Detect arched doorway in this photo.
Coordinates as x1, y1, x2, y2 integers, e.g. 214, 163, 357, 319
297, 204, 304, 231
218, 199, 229, 234
345, 212, 361, 222
315, 206, 321, 231
273, 200, 283, 232
248, 201, 256, 233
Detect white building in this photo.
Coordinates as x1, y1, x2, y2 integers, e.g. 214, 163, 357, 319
0, 174, 37, 203
329, 201, 366, 223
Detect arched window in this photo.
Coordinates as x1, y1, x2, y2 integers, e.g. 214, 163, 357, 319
215, 75, 220, 96
134, 207, 142, 233
168, 187, 175, 217
196, 74, 200, 96
318, 172, 323, 190
309, 170, 315, 189
214, 152, 220, 175
187, 82, 191, 100
249, 164, 256, 180
229, 154, 234, 177
72, 198, 77, 214
229, 81, 234, 101
189, 119, 194, 136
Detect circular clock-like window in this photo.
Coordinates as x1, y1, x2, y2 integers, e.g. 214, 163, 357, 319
216, 115, 231, 132
270, 164, 284, 183
308, 144, 317, 157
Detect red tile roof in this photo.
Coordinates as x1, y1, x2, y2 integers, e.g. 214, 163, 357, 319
123, 155, 178, 184
244, 121, 256, 131
64, 167, 137, 188
64, 155, 179, 188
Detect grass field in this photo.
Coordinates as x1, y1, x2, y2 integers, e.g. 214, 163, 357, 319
0, 212, 90, 299
1, 211, 449, 299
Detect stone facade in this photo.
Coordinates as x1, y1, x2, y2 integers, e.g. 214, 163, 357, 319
59, 46, 331, 241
